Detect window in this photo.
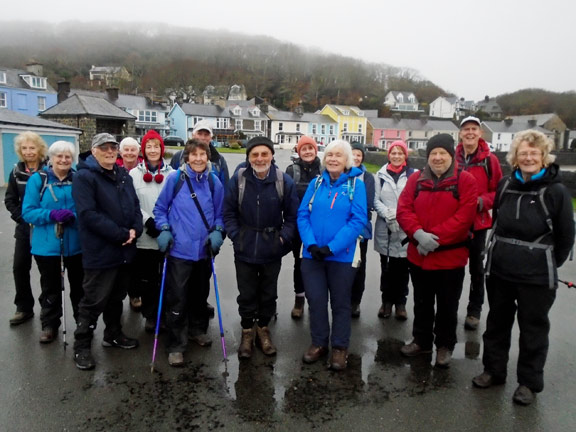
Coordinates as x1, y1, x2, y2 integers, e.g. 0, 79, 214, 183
232, 106, 241, 116
235, 119, 242, 130
278, 122, 283, 131
497, 133, 501, 140
321, 124, 326, 134
329, 125, 334, 135
312, 124, 317, 134
0, 91, 6, 108
0, 71, 5, 84
22, 75, 47, 89
37, 96, 46, 112
278, 135, 285, 144
358, 123, 363, 134
343, 123, 348, 132
216, 118, 229, 129
342, 110, 350, 116
251, 108, 260, 117
408, 131, 413, 137
138, 110, 158, 123
296, 123, 300, 132
254, 121, 261, 131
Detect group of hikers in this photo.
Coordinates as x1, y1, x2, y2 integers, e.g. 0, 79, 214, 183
5, 116, 574, 406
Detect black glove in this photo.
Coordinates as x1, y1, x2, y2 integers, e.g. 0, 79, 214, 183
317, 246, 333, 260
308, 244, 322, 260
145, 217, 161, 238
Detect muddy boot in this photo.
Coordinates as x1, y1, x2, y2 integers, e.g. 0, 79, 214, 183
238, 327, 255, 359
291, 296, 305, 319
255, 326, 277, 356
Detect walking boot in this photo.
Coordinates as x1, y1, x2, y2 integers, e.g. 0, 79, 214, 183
465, 315, 480, 331
238, 327, 255, 359
395, 304, 408, 321
9, 310, 34, 326
330, 347, 348, 371
351, 303, 361, 318
255, 326, 277, 356
291, 296, 305, 319
377, 303, 392, 319
39, 327, 56, 344
302, 345, 329, 364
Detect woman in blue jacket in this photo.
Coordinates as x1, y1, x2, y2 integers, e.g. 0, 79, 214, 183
153, 138, 225, 367
297, 140, 367, 371
22, 141, 83, 344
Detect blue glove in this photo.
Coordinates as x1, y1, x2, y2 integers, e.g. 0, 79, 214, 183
207, 230, 224, 255
157, 230, 174, 252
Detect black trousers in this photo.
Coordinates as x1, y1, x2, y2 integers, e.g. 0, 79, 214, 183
291, 232, 304, 295
34, 254, 84, 330
410, 264, 465, 350
13, 233, 34, 312
164, 256, 211, 353
73, 265, 131, 351
351, 239, 368, 305
482, 275, 556, 392
466, 229, 487, 318
134, 249, 164, 319
235, 259, 281, 328
379, 254, 410, 305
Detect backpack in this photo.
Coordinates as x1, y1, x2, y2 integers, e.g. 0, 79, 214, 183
379, 166, 416, 187
414, 170, 460, 201
38, 171, 73, 202
237, 167, 284, 209
173, 168, 215, 197
458, 155, 493, 181
308, 175, 357, 212
292, 164, 302, 185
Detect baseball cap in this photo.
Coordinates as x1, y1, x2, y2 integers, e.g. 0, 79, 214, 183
92, 133, 119, 148
459, 116, 481, 128
192, 120, 213, 135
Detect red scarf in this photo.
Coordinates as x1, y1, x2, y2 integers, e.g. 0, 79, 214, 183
387, 162, 406, 174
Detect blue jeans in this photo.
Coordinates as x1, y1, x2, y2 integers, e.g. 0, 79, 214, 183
301, 259, 356, 348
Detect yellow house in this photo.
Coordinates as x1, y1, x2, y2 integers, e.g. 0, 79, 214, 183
319, 105, 370, 144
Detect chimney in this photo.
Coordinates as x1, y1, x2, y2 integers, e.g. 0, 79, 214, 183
26, 62, 43, 77
214, 99, 226, 109
260, 103, 269, 114
420, 114, 429, 124
106, 87, 119, 101
504, 118, 513, 126
57, 81, 70, 103
295, 105, 304, 117
392, 113, 401, 122
528, 119, 537, 127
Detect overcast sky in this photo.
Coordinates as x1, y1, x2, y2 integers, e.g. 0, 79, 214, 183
3, 0, 574, 101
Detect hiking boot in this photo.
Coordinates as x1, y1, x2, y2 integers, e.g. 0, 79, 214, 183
513, 385, 535, 406
9, 311, 34, 326
39, 327, 56, 344
129, 297, 142, 312
189, 333, 212, 347
291, 296, 305, 319
465, 315, 480, 331
395, 304, 408, 321
378, 303, 392, 319
351, 303, 361, 318
168, 352, 184, 367
144, 318, 156, 333
102, 333, 139, 349
302, 345, 328, 364
472, 372, 506, 389
255, 326, 277, 356
74, 350, 95, 370
400, 341, 432, 357
238, 327, 254, 359
330, 348, 348, 371
435, 347, 452, 368
206, 302, 215, 318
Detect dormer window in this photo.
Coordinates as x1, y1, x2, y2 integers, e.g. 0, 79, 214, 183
21, 75, 47, 90
251, 107, 260, 117
342, 110, 350, 116
397, 94, 404, 102
0, 71, 6, 84
408, 94, 415, 103
232, 106, 241, 116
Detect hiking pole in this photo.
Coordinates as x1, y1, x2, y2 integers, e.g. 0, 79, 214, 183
559, 279, 575, 288
151, 252, 169, 373
57, 223, 68, 350
210, 256, 227, 361
385, 228, 392, 271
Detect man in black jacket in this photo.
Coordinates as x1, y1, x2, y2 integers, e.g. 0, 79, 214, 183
72, 133, 143, 370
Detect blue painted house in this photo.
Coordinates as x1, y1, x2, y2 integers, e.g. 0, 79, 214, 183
0, 110, 81, 185
0, 64, 57, 117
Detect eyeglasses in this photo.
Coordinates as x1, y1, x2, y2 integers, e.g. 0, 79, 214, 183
517, 151, 542, 159
98, 144, 119, 152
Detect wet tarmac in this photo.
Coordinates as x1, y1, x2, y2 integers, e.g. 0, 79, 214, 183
1, 151, 576, 431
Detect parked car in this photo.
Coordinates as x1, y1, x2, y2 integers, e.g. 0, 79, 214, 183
164, 135, 185, 147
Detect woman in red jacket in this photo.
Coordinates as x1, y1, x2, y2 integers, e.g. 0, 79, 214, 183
397, 134, 478, 368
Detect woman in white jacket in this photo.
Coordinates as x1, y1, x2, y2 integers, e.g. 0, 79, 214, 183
130, 130, 173, 331
373, 140, 416, 321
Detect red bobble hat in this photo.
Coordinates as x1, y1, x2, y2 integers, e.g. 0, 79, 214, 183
141, 130, 165, 184
296, 136, 318, 155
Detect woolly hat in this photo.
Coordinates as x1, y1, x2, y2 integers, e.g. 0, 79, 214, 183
426, 134, 455, 158
119, 137, 140, 151
388, 140, 408, 157
141, 130, 165, 160
296, 136, 318, 154
246, 136, 275, 156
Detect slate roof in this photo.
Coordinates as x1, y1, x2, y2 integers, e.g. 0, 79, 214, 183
179, 103, 225, 117
70, 89, 165, 112
506, 113, 559, 125
482, 120, 552, 134
300, 113, 337, 124
0, 66, 56, 92
324, 105, 366, 116
0, 109, 80, 131
40, 94, 136, 120
368, 118, 458, 132
266, 111, 306, 122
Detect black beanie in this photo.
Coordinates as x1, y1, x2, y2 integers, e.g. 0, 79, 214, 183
351, 141, 365, 162
246, 136, 275, 156
426, 134, 455, 158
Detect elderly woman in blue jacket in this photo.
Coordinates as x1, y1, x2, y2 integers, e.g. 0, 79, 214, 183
153, 138, 225, 367
297, 139, 367, 371
22, 140, 83, 344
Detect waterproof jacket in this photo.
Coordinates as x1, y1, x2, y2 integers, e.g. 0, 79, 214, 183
285, 157, 322, 201
169, 143, 230, 186
154, 165, 224, 261
298, 167, 367, 263
130, 161, 174, 250
397, 164, 478, 270
223, 164, 298, 264
486, 164, 574, 289
357, 164, 375, 240
21, 166, 81, 257
72, 155, 143, 269
455, 138, 502, 231
374, 164, 418, 257
5, 160, 46, 239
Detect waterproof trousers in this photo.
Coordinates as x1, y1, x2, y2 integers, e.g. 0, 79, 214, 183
351, 239, 368, 305
379, 254, 410, 306
466, 229, 487, 318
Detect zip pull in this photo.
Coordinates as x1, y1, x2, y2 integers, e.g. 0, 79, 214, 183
330, 192, 338, 209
